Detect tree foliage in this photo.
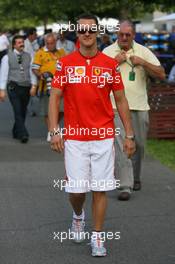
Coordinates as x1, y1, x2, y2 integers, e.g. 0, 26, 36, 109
0, 0, 174, 30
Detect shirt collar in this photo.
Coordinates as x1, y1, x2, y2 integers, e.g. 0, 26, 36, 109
43, 46, 49, 52
43, 46, 58, 53
115, 40, 136, 52
14, 49, 21, 55
44, 46, 56, 52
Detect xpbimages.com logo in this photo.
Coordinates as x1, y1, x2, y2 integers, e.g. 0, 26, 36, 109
58, 21, 120, 35
52, 126, 121, 139
53, 179, 120, 191
53, 230, 121, 243
53, 74, 122, 87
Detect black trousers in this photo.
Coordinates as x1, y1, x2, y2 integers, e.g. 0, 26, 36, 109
7, 83, 30, 139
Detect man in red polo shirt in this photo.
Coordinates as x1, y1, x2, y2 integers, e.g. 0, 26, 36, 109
49, 14, 135, 257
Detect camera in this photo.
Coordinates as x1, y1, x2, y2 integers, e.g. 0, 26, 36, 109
42, 72, 53, 96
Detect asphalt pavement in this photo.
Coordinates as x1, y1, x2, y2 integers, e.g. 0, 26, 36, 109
0, 99, 175, 264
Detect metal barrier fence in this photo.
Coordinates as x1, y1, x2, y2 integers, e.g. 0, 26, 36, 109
148, 83, 175, 139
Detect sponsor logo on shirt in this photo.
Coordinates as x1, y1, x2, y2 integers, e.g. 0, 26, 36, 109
93, 67, 102, 76
75, 67, 85, 76
56, 61, 62, 71
101, 72, 112, 78
92, 66, 112, 77
68, 76, 82, 83
65, 66, 86, 77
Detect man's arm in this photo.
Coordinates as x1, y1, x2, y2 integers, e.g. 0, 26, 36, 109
32, 68, 44, 96
32, 68, 42, 79
113, 89, 136, 158
0, 55, 9, 101
130, 55, 166, 80
0, 90, 6, 101
32, 50, 43, 79
48, 88, 64, 152
29, 64, 38, 96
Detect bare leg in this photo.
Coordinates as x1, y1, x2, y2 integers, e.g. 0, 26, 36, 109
69, 193, 86, 216
92, 191, 107, 231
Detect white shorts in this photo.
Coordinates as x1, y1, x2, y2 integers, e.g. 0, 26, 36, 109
64, 138, 117, 193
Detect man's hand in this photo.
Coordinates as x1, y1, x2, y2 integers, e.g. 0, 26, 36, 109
50, 134, 64, 152
130, 55, 145, 66
30, 85, 37, 97
115, 51, 127, 64
130, 55, 165, 80
123, 138, 136, 158
0, 90, 6, 101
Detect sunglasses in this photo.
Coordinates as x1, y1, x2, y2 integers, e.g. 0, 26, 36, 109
119, 33, 132, 38
77, 29, 97, 34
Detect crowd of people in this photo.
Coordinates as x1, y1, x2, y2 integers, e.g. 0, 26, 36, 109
0, 14, 166, 257
0, 26, 118, 142
0, 27, 74, 142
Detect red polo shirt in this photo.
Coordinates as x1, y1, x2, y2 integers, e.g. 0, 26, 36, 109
52, 50, 124, 140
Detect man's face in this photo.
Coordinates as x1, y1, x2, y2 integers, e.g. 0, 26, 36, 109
77, 19, 98, 48
59, 32, 65, 41
46, 37, 56, 52
30, 32, 37, 42
14, 38, 24, 52
117, 24, 135, 50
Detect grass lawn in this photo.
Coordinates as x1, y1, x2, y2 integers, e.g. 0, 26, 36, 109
146, 139, 175, 171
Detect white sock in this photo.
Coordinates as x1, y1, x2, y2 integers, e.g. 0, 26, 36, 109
91, 231, 103, 241
73, 209, 85, 220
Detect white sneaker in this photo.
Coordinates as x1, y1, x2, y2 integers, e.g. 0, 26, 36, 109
47, 132, 51, 142
91, 233, 107, 257
70, 218, 85, 243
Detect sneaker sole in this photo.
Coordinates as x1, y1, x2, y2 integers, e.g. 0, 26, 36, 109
73, 239, 85, 243
92, 253, 107, 257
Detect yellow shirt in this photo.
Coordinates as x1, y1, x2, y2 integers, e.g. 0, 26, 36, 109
103, 41, 161, 110
32, 47, 65, 93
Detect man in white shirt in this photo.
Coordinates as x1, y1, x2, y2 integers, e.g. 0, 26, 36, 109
24, 27, 39, 116
0, 55, 8, 101
24, 27, 39, 57
0, 35, 36, 142
0, 31, 9, 60
0, 31, 10, 94
103, 20, 165, 200
0, 32, 9, 50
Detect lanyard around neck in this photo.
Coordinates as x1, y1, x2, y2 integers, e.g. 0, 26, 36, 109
118, 43, 135, 69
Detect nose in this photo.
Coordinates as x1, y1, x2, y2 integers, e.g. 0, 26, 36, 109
85, 30, 90, 36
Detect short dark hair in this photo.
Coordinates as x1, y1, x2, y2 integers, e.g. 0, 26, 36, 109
76, 13, 98, 26
12, 35, 24, 48
26, 27, 37, 37
44, 28, 52, 35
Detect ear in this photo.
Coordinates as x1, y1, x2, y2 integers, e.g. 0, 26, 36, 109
132, 29, 136, 39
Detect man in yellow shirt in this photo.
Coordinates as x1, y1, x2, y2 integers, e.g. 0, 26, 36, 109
103, 20, 165, 200
32, 33, 65, 141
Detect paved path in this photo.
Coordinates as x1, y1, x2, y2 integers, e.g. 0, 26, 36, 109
0, 100, 175, 264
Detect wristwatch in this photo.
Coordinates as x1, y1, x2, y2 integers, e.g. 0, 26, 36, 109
125, 135, 135, 140
50, 128, 60, 137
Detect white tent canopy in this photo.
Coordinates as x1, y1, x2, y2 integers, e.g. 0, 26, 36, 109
153, 13, 175, 22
